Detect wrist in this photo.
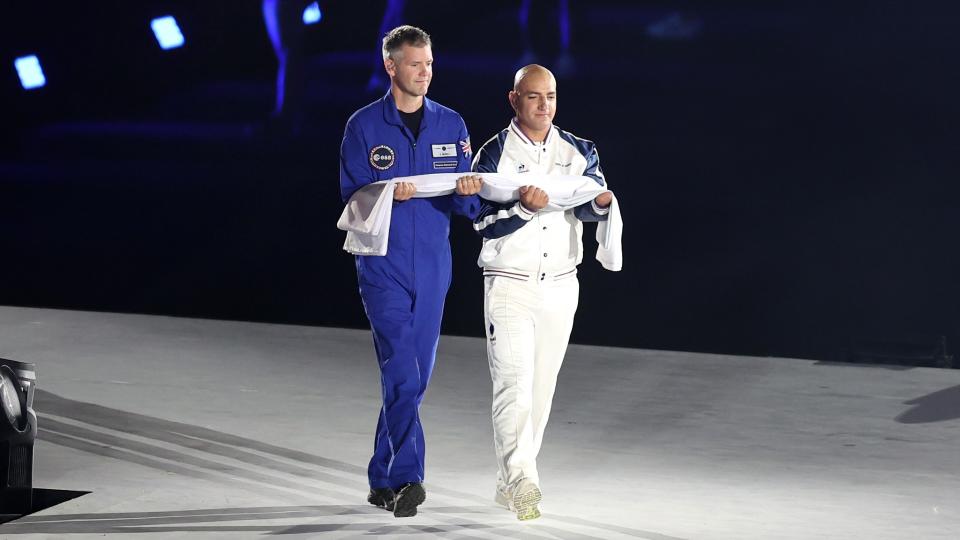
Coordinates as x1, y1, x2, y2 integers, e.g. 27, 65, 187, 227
517, 201, 537, 219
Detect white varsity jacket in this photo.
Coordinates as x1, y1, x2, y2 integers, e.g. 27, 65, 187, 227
471, 119, 610, 277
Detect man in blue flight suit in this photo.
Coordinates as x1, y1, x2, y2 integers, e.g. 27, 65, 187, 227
339, 25, 483, 518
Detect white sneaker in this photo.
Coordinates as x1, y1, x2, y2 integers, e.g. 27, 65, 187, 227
494, 487, 515, 511
510, 479, 542, 521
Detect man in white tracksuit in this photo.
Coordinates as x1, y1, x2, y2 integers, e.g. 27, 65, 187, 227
471, 64, 613, 520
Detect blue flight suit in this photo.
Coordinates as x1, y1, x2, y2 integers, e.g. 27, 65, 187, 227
340, 92, 479, 489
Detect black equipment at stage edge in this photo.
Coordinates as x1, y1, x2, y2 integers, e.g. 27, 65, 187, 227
0, 358, 37, 515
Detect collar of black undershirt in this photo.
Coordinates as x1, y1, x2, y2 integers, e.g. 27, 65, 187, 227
398, 104, 424, 139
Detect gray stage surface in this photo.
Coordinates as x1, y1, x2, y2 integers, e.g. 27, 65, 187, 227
0, 306, 957, 539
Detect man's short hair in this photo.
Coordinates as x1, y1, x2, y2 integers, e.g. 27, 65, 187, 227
382, 25, 432, 61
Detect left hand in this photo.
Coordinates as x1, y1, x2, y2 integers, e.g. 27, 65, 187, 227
594, 191, 613, 208
455, 174, 483, 195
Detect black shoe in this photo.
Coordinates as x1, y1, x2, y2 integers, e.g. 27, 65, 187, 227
367, 487, 395, 511
392, 482, 426, 518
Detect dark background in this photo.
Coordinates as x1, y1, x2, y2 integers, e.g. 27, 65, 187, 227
2, 1, 958, 363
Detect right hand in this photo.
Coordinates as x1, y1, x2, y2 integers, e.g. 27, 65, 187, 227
393, 182, 417, 201
518, 185, 549, 212
455, 174, 483, 195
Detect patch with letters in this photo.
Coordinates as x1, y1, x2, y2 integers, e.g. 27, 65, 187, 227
433, 160, 458, 170
432, 143, 457, 158
369, 145, 395, 170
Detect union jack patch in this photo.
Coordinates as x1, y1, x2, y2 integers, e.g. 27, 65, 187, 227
459, 138, 472, 158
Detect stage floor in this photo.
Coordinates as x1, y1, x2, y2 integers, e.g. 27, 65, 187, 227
0, 306, 957, 539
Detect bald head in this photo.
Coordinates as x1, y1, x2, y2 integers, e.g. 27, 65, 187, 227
513, 64, 556, 92
509, 64, 557, 142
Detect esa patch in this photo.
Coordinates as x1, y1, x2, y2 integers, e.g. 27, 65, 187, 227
369, 145, 395, 170
432, 144, 457, 158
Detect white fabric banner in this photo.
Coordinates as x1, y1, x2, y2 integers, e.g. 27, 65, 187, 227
337, 173, 623, 271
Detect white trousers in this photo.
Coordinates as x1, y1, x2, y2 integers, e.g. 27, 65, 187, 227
484, 272, 579, 491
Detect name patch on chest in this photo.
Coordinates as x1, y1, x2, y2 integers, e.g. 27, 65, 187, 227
433, 160, 458, 170
432, 144, 457, 158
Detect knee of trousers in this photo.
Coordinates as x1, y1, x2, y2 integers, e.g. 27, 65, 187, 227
492, 378, 535, 412
380, 365, 423, 407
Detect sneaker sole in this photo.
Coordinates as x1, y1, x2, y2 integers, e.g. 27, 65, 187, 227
367, 495, 394, 512
393, 484, 426, 518
513, 486, 542, 521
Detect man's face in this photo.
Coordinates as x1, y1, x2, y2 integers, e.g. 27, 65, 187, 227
386, 44, 433, 98
510, 71, 557, 134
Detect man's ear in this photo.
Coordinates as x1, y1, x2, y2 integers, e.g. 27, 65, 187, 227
384, 57, 396, 78
508, 90, 518, 112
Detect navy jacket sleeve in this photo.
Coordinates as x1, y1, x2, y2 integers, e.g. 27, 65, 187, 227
471, 139, 500, 174
473, 198, 536, 239
449, 115, 480, 219
339, 121, 372, 203
471, 140, 534, 238
573, 143, 610, 222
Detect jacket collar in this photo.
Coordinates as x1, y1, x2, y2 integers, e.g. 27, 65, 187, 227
382, 90, 436, 129
509, 117, 554, 146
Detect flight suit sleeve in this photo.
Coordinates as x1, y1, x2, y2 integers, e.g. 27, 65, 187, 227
448, 115, 480, 219
339, 121, 373, 203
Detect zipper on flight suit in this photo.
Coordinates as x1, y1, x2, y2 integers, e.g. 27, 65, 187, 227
404, 120, 424, 288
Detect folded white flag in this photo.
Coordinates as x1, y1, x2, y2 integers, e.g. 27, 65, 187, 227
337, 172, 623, 271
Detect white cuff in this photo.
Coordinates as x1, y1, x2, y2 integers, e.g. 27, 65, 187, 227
517, 202, 536, 220
591, 200, 610, 215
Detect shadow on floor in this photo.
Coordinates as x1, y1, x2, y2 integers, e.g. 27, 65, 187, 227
813, 361, 915, 371
0, 488, 90, 525
896, 384, 960, 424
31, 390, 683, 539
2, 503, 685, 538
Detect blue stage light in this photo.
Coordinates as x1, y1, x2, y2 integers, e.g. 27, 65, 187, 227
302, 2, 322, 25
14, 55, 46, 90
151, 16, 185, 50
